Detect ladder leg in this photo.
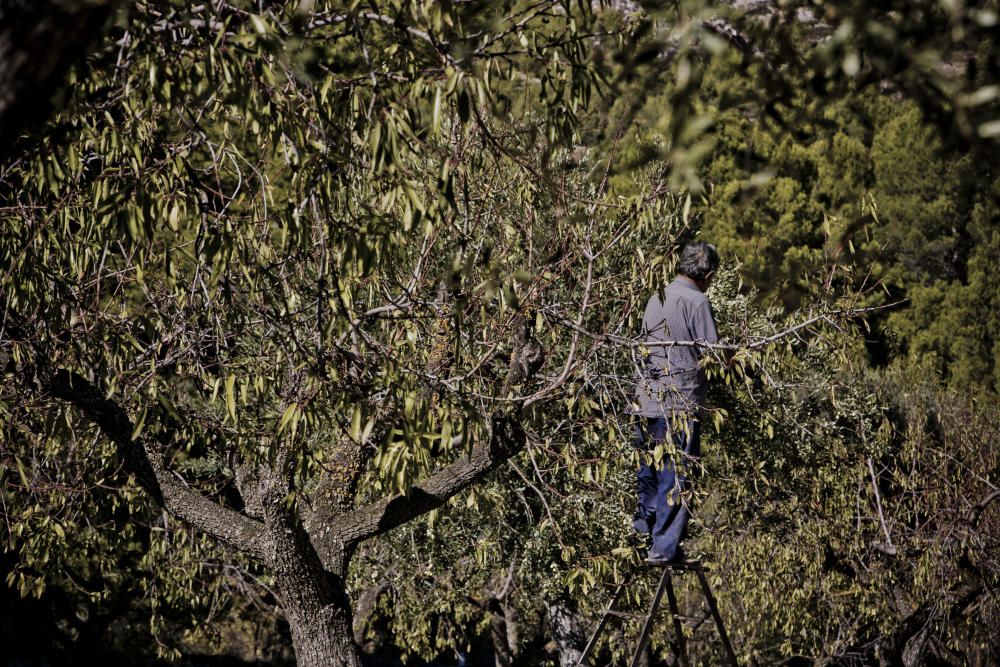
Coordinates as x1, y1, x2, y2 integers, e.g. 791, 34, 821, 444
629, 568, 670, 667
664, 572, 689, 667
575, 576, 631, 667
694, 568, 739, 667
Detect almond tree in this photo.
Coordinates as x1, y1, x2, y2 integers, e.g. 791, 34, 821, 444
0, 2, 640, 664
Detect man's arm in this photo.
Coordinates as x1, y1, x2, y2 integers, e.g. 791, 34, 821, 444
694, 302, 719, 346
695, 302, 735, 367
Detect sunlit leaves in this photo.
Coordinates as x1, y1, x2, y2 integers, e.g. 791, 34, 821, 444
8, 1, 992, 663
3, 0, 625, 637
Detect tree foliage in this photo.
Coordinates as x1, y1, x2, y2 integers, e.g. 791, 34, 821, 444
2, 1, 998, 665
0, 0, 638, 663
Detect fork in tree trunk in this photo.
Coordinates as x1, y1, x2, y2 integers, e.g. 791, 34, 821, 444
575, 560, 738, 667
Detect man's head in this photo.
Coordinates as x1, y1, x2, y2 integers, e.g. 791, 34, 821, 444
677, 241, 719, 292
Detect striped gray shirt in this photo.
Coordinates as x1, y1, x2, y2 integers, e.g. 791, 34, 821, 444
633, 277, 719, 417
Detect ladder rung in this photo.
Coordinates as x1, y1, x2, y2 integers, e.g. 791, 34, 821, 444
607, 610, 703, 623
606, 610, 645, 620
645, 559, 706, 572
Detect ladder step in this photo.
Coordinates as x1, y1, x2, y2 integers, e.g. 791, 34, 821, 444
607, 610, 704, 623
644, 559, 705, 572
606, 610, 645, 620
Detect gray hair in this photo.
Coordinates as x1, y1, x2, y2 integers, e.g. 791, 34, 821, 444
677, 241, 719, 281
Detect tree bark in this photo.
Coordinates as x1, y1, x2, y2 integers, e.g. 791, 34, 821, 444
545, 596, 584, 667
265, 486, 361, 667
329, 413, 525, 550
271, 553, 360, 667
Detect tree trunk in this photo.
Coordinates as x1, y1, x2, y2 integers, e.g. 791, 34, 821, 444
274, 568, 360, 667
267, 501, 361, 667
545, 596, 584, 667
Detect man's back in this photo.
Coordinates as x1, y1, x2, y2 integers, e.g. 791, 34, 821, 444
629, 242, 720, 565
634, 277, 718, 417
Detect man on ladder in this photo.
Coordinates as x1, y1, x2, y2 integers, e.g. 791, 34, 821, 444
578, 242, 738, 666
631, 241, 720, 565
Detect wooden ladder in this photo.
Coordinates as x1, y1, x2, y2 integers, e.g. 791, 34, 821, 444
575, 560, 738, 667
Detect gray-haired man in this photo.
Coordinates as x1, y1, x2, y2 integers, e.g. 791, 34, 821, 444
632, 241, 719, 564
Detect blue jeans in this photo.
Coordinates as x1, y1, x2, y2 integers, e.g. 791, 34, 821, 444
632, 416, 701, 560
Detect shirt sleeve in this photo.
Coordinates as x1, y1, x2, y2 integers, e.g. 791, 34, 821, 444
693, 301, 719, 346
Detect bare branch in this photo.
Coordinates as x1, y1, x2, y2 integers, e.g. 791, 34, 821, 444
868, 457, 895, 550
546, 300, 908, 352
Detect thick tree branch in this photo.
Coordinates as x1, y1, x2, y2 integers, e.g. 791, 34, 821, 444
2, 315, 267, 559
970, 489, 1000, 527
47, 368, 267, 558
329, 413, 525, 549
305, 289, 540, 569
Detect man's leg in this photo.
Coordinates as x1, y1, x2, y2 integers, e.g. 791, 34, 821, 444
648, 418, 701, 561
634, 462, 657, 534
633, 417, 667, 534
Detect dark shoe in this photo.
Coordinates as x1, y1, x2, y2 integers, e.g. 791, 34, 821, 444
644, 555, 672, 567
645, 546, 686, 566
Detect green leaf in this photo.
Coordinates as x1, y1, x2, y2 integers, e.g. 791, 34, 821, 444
351, 405, 362, 441
225, 375, 237, 423
432, 86, 443, 135
250, 14, 269, 34
15, 456, 30, 489
278, 403, 298, 434
130, 408, 148, 441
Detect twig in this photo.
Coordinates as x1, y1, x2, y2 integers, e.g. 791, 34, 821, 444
546, 300, 908, 352
868, 457, 895, 550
